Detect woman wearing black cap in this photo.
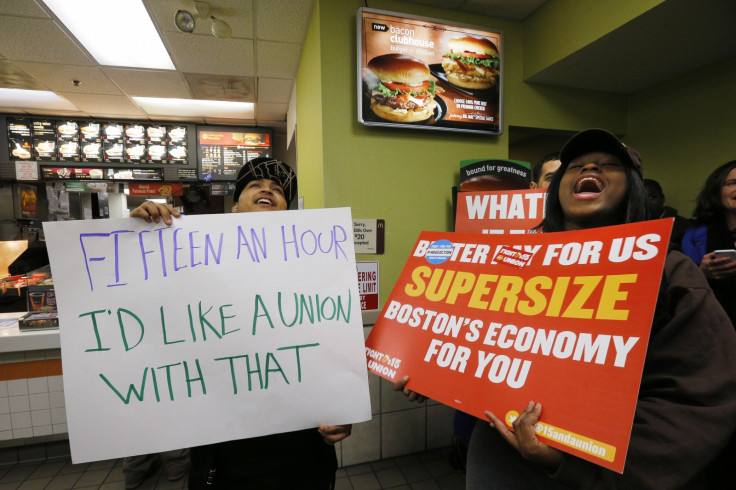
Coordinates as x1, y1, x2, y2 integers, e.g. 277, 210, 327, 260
456, 129, 736, 489
130, 157, 351, 489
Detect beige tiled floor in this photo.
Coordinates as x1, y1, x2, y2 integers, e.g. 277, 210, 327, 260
0, 447, 464, 490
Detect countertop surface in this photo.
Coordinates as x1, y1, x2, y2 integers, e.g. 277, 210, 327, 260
0, 312, 60, 353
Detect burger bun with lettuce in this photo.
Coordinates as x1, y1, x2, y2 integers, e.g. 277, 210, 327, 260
442, 35, 500, 90
366, 54, 442, 123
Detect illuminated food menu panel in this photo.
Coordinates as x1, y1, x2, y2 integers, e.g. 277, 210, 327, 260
103, 123, 125, 163
80, 122, 102, 162
124, 123, 146, 163
41, 166, 163, 181
197, 127, 272, 181
167, 126, 188, 164
7, 118, 33, 160
41, 166, 106, 180
57, 121, 80, 162
32, 120, 57, 161
146, 125, 167, 162
358, 8, 503, 135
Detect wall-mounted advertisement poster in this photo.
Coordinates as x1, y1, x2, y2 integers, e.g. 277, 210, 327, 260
358, 8, 502, 135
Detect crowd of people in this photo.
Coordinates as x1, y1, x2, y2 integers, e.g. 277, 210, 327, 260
121, 132, 736, 489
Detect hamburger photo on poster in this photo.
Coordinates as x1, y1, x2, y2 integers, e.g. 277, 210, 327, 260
359, 8, 502, 135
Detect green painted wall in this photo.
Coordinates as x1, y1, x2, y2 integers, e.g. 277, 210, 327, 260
295, 0, 325, 209
296, 0, 631, 304
626, 56, 736, 217
523, 0, 664, 78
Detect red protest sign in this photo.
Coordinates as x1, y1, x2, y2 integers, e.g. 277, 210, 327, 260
365, 219, 673, 473
455, 189, 547, 234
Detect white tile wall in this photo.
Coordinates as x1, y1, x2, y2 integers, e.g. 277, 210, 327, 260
0, 349, 66, 444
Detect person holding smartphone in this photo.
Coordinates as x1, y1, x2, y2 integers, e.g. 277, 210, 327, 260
682, 160, 736, 328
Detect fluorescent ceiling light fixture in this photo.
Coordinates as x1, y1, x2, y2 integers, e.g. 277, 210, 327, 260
0, 88, 77, 111
133, 97, 255, 119
41, 0, 175, 70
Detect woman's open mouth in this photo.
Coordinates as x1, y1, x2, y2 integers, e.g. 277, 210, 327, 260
573, 176, 604, 197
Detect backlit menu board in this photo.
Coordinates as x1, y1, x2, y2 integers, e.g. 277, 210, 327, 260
358, 8, 503, 135
124, 123, 146, 163
80, 122, 102, 162
146, 125, 167, 162
103, 123, 125, 163
7, 118, 33, 160
197, 126, 272, 181
32, 120, 57, 161
57, 121, 80, 161
167, 126, 188, 164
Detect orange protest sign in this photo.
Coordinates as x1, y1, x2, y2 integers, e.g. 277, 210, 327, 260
455, 189, 547, 234
365, 219, 674, 473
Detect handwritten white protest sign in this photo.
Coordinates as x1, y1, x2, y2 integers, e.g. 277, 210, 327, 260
43, 208, 372, 463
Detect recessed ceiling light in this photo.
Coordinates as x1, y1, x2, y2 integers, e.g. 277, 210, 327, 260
132, 97, 254, 119
175, 10, 195, 33
40, 0, 175, 70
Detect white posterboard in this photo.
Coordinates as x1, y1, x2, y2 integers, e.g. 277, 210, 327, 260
43, 208, 372, 463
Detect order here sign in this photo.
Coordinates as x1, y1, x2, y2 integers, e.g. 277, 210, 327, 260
43, 208, 372, 463
365, 219, 674, 473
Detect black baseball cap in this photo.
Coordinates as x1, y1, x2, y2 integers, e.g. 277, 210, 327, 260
560, 128, 643, 177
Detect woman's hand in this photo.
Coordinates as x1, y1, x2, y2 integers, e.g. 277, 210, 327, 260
393, 375, 427, 403
699, 252, 736, 280
485, 401, 563, 470
130, 201, 181, 225
318, 424, 352, 445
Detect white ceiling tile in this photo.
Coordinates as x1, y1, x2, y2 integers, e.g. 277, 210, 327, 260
256, 0, 313, 43
256, 102, 287, 122
24, 108, 89, 117
203, 117, 257, 125
57, 93, 145, 117
148, 115, 206, 123
257, 77, 293, 103
0, 1, 51, 17
185, 73, 255, 101
256, 41, 301, 78
165, 31, 254, 76
0, 61, 48, 90
103, 68, 191, 98
14, 62, 121, 95
0, 17, 94, 65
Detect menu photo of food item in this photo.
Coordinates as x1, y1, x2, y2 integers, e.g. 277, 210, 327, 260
168, 145, 188, 163
147, 143, 167, 162
168, 125, 186, 143
58, 141, 80, 162
81, 141, 103, 162
9, 139, 32, 160
147, 125, 167, 143
103, 140, 124, 163
33, 139, 56, 160
124, 123, 146, 141
7, 118, 33, 160
103, 122, 124, 140
80, 122, 101, 142
125, 141, 146, 163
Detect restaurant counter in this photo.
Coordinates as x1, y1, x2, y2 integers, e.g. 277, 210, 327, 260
0, 312, 66, 445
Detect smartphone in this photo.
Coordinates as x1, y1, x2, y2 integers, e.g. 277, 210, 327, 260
713, 249, 736, 261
